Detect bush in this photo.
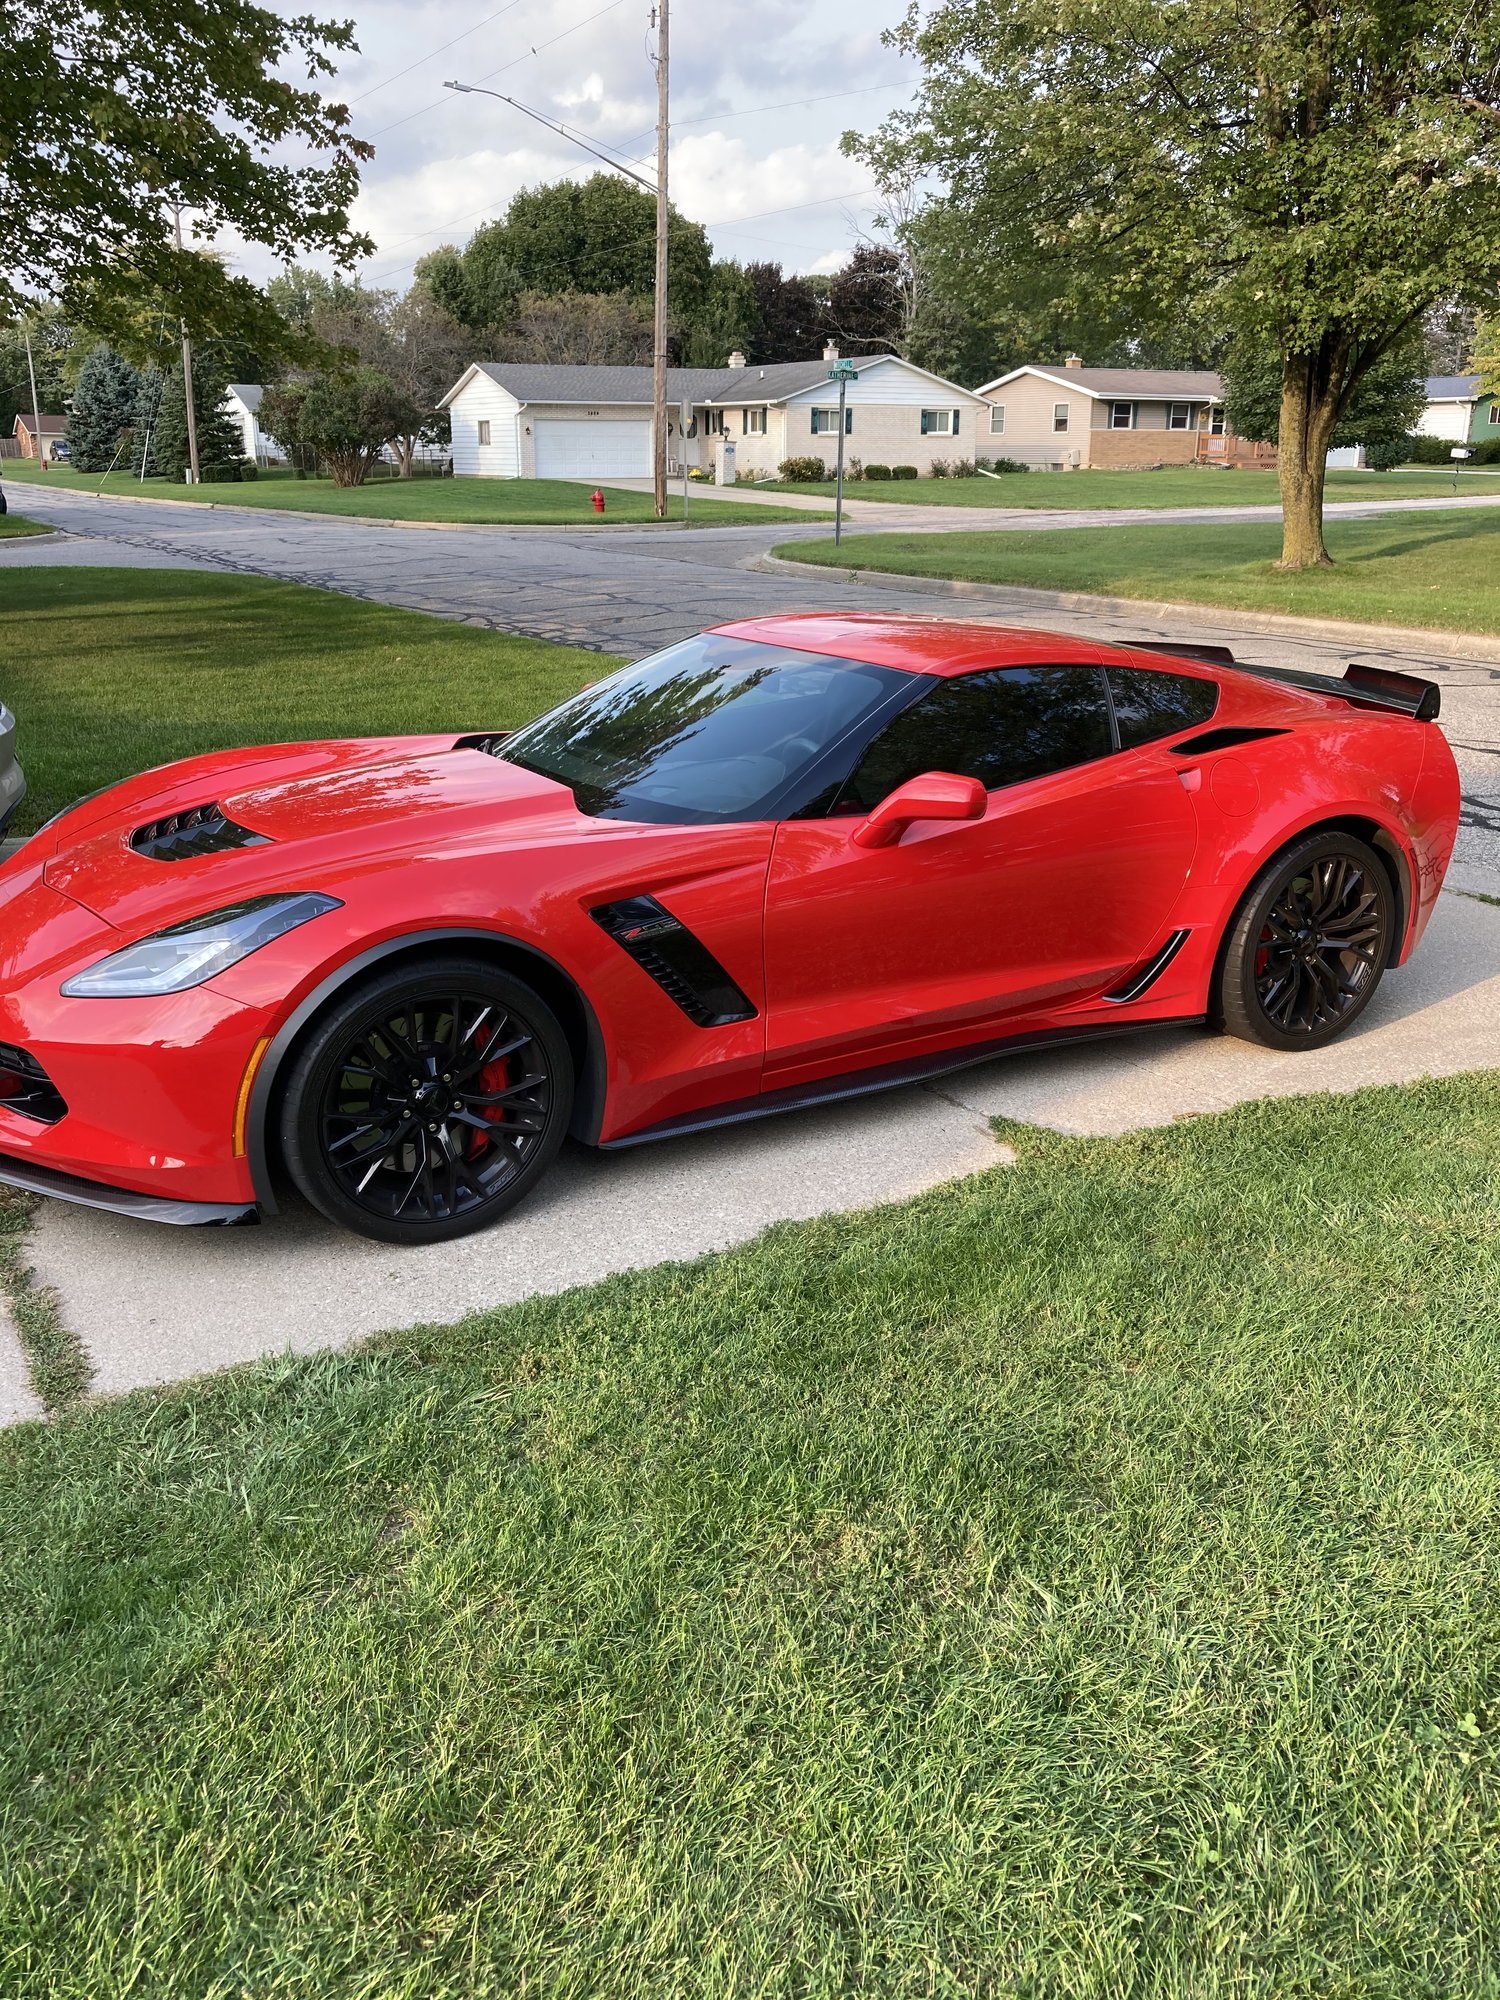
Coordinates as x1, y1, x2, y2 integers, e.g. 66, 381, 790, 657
198, 462, 242, 484
845, 456, 863, 481
238, 461, 259, 482
778, 455, 825, 482
863, 463, 891, 480
890, 464, 919, 480
928, 457, 951, 478
1471, 438, 1500, 464
1402, 434, 1450, 465
976, 456, 1029, 475
951, 458, 975, 479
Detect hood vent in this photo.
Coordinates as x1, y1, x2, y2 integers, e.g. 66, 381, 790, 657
453, 731, 515, 757
130, 803, 273, 863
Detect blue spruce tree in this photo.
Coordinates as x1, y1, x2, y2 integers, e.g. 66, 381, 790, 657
68, 345, 142, 471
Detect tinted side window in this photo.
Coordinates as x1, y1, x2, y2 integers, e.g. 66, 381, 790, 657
1107, 665, 1218, 748
838, 666, 1113, 811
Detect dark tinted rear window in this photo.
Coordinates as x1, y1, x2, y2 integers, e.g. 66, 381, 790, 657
1107, 665, 1219, 748
837, 665, 1113, 810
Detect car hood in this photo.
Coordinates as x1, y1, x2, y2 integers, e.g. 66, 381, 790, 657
39, 737, 580, 931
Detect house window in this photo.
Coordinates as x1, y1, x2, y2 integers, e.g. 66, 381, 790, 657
989, 404, 1005, 434
476, 420, 491, 446
742, 407, 767, 435
1167, 402, 1191, 430
1488, 403, 1500, 426
810, 407, 852, 434
920, 409, 959, 435
1108, 402, 1135, 430
1053, 403, 1070, 432
1208, 405, 1226, 436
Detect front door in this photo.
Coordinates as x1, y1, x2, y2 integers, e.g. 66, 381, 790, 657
762, 663, 1200, 1086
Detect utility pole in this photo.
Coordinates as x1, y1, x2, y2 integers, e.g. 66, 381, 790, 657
22, 326, 43, 471
173, 205, 201, 485
651, 0, 669, 519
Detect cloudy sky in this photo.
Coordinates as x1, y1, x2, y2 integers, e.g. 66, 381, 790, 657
225, 0, 919, 291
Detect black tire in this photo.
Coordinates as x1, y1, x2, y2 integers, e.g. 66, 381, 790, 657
1217, 830, 1395, 1051
279, 957, 573, 1244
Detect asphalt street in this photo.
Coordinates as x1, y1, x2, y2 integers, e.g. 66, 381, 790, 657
3, 485, 1500, 1411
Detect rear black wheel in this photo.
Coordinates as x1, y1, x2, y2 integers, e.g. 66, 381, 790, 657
1217, 831, 1394, 1051
280, 957, 572, 1243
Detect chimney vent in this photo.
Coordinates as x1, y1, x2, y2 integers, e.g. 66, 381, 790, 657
823, 340, 840, 360
727, 349, 746, 369
1064, 354, 1083, 369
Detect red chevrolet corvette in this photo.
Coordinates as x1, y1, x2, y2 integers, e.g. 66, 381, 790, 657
0, 612, 1459, 1243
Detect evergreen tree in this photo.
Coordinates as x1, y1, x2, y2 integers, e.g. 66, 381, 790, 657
132, 365, 166, 476
68, 344, 140, 469
151, 350, 244, 480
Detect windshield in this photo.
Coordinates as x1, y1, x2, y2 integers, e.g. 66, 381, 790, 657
502, 634, 915, 823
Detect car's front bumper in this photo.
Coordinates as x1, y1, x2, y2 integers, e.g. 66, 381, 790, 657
0, 1150, 258, 1225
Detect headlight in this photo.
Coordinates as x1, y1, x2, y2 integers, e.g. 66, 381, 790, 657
61, 893, 342, 998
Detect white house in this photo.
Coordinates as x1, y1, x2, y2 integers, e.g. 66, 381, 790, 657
438, 349, 992, 482
1415, 374, 1485, 444
226, 384, 283, 464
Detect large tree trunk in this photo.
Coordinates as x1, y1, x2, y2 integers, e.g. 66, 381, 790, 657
1275, 343, 1348, 569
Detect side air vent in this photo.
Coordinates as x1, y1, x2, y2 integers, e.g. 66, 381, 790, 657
130, 804, 272, 863
0, 1043, 67, 1124
1171, 726, 1290, 756
591, 896, 758, 1027
454, 732, 515, 757
1106, 929, 1192, 1005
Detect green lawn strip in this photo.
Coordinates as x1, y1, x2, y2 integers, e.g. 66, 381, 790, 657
0, 462, 826, 526
0, 1190, 90, 1413
4, 1071, 1500, 1994
759, 466, 1500, 510
0, 514, 53, 539
0, 569, 613, 834
776, 507, 1500, 636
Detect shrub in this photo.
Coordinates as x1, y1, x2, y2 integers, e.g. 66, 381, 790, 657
890, 464, 919, 480
239, 461, 259, 481
928, 457, 951, 478
845, 455, 864, 481
1470, 438, 1500, 464
951, 458, 975, 479
1402, 434, 1451, 465
980, 456, 1029, 476
863, 463, 892, 480
778, 455, 825, 482
199, 462, 241, 483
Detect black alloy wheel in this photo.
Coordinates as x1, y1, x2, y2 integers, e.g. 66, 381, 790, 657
1217, 830, 1395, 1051
280, 958, 573, 1243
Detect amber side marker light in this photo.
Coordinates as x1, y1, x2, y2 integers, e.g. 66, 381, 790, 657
232, 1038, 272, 1156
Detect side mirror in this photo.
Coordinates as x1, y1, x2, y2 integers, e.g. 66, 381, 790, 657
852, 770, 987, 848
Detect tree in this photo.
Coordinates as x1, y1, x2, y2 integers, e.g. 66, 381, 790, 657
385, 293, 471, 475
849, 0, 1500, 567
151, 351, 244, 480
825, 246, 907, 355
745, 265, 828, 363
132, 365, 167, 476
679, 261, 760, 368
495, 291, 654, 367
2, 0, 372, 350
0, 313, 72, 439
68, 345, 142, 469
1224, 339, 1428, 471
292, 368, 424, 487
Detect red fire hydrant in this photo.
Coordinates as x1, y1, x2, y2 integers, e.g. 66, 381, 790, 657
590, 488, 606, 514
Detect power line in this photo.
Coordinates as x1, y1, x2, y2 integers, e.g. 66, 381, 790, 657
344, 0, 528, 105
363, 0, 634, 141
614, 79, 910, 157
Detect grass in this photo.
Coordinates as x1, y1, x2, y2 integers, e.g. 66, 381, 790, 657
0, 569, 613, 833
6, 1068, 1500, 1993
761, 466, 1500, 509
0, 513, 53, 538
775, 506, 1500, 635
0, 460, 827, 526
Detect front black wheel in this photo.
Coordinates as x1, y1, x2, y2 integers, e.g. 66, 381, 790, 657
1217, 831, 1395, 1050
279, 958, 573, 1243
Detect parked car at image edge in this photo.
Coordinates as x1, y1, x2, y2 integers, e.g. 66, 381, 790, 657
0, 612, 1460, 1242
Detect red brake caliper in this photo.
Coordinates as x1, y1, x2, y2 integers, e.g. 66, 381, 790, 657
466, 1022, 512, 1158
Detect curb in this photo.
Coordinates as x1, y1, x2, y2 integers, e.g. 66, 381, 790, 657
749, 553, 1500, 663
5, 486, 830, 536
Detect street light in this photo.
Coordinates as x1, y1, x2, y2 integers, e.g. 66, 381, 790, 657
828, 358, 858, 545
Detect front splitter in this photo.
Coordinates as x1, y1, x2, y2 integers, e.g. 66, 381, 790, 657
0, 1151, 259, 1226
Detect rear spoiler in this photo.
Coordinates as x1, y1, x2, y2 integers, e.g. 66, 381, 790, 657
1125, 642, 1441, 722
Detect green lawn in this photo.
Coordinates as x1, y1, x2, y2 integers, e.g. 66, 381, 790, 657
0, 460, 827, 526
0, 513, 52, 538
776, 507, 1500, 635
760, 466, 1500, 509
0, 569, 612, 834
6, 1068, 1500, 1994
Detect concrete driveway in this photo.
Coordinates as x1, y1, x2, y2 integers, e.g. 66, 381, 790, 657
3, 485, 1500, 1413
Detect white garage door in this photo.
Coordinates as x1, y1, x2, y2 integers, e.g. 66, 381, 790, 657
534, 419, 651, 480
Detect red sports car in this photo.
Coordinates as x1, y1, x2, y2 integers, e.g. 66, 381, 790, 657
0, 613, 1459, 1243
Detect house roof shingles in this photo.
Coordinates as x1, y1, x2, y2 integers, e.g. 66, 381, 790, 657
988, 366, 1223, 399
1425, 374, 1481, 400
12, 414, 67, 435
458, 355, 978, 408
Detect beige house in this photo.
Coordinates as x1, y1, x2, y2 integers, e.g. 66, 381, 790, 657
976, 360, 1274, 470
439, 350, 990, 482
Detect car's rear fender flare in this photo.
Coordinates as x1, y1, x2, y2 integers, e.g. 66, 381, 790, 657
245, 928, 608, 1215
